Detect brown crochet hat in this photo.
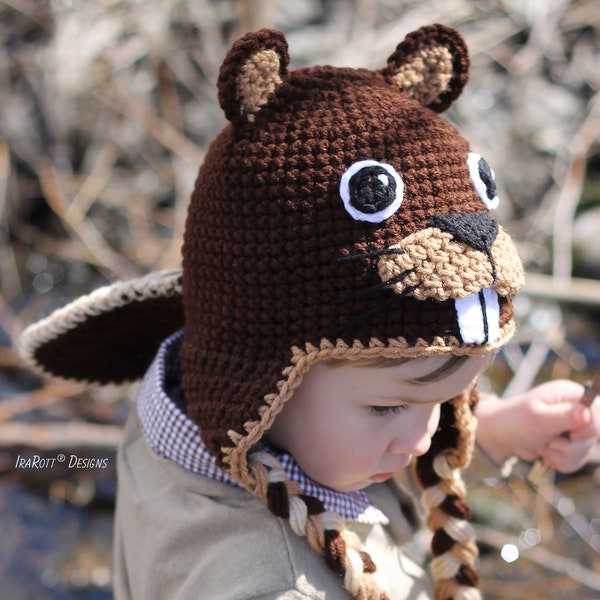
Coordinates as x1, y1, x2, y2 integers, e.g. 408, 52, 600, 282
22, 24, 525, 600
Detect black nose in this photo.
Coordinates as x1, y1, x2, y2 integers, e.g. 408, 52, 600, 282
427, 211, 498, 255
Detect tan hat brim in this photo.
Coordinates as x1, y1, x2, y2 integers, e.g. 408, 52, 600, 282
19, 269, 184, 385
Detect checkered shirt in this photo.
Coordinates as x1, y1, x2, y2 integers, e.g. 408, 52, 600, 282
136, 330, 389, 525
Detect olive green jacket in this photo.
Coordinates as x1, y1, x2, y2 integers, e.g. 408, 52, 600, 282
113, 411, 433, 599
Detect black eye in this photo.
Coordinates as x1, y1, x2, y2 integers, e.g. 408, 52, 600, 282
467, 152, 498, 210
340, 160, 404, 222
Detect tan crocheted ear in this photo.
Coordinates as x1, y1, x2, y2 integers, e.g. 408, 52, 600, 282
217, 29, 290, 123
382, 23, 469, 113
19, 270, 184, 384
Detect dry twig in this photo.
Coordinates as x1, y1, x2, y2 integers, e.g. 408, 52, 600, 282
0, 421, 122, 450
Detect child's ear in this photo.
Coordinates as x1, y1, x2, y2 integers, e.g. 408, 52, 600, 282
381, 23, 469, 113
218, 29, 290, 123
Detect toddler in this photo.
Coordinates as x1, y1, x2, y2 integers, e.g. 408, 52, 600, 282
21, 24, 599, 600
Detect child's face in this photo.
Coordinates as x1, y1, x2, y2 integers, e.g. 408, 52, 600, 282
267, 355, 487, 493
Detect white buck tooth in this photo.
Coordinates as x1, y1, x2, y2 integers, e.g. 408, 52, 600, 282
455, 288, 500, 344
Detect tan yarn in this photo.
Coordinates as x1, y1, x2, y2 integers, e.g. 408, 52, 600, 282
19, 269, 183, 385
451, 388, 479, 469
248, 451, 389, 600
237, 48, 283, 120
222, 334, 509, 485
415, 388, 481, 600
20, 25, 527, 600
377, 227, 524, 302
225, 346, 489, 600
392, 45, 454, 108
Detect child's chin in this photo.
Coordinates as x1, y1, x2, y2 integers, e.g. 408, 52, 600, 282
368, 472, 397, 484
330, 478, 386, 493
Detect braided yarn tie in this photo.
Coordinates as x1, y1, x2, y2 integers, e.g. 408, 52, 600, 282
288, 495, 308, 535
416, 390, 481, 600
248, 452, 389, 600
434, 580, 483, 600
431, 552, 463, 581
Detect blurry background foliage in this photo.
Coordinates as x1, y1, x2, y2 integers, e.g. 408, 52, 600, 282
1, 0, 600, 598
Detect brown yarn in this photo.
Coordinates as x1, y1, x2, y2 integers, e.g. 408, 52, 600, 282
359, 551, 377, 574
431, 529, 457, 554
20, 23, 527, 600
181, 25, 523, 472
20, 270, 184, 384
440, 495, 471, 520
217, 28, 290, 123
257, 453, 389, 600
177, 24, 524, 598
416, 390, 481, 599
299, 494, 325, 515
267, 481, 291, 518
324, 529, 347, 574
456, 564, 479, 586
382, 23, 469, 113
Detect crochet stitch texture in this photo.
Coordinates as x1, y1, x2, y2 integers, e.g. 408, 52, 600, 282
21, 23, 526, 600
177, 25, 524, 600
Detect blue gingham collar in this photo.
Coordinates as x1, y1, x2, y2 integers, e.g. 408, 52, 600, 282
136, 330, 389, 525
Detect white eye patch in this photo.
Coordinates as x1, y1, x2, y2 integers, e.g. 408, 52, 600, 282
340, 160, 404, 223
467, 152, 499, 210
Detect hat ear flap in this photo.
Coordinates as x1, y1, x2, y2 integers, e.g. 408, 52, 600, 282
19, 270, 184, 385
218, 29, 290, 123
382, 23, 469, 113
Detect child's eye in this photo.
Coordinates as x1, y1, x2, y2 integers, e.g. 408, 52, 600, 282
370, 404, 408, 416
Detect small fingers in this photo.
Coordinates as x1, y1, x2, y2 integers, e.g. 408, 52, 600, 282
569, 402, 600, 441
563, 403, 595, 437
539, 437, 596, 474
568, 419, 597, 441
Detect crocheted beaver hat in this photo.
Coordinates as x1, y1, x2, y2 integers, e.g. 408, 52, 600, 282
22, 24, 524, 600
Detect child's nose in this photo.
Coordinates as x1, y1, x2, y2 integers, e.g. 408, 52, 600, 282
387, 426, 432, 457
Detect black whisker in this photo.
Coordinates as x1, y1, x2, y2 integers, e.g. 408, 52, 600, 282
331, 270, 413, 305
486, 248, 497, 282
332, 247, 405, 264
330, 284, 418, 338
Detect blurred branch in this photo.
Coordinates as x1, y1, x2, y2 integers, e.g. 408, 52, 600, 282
0, 421, 122, 449
475, 524, 600, 592
502, 334, 552, 398
0, 0, 51, 29
0, 139, 8, 219
0, 138, 21, 301
98, 81, 205, 168
523, 272, 600, 306
552, 93, 600, 279
64, 143, 120, 224
0, 381, 86, 422
35, 159, 141, 279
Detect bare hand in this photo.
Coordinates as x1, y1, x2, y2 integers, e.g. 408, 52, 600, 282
476, 380, 599, 473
